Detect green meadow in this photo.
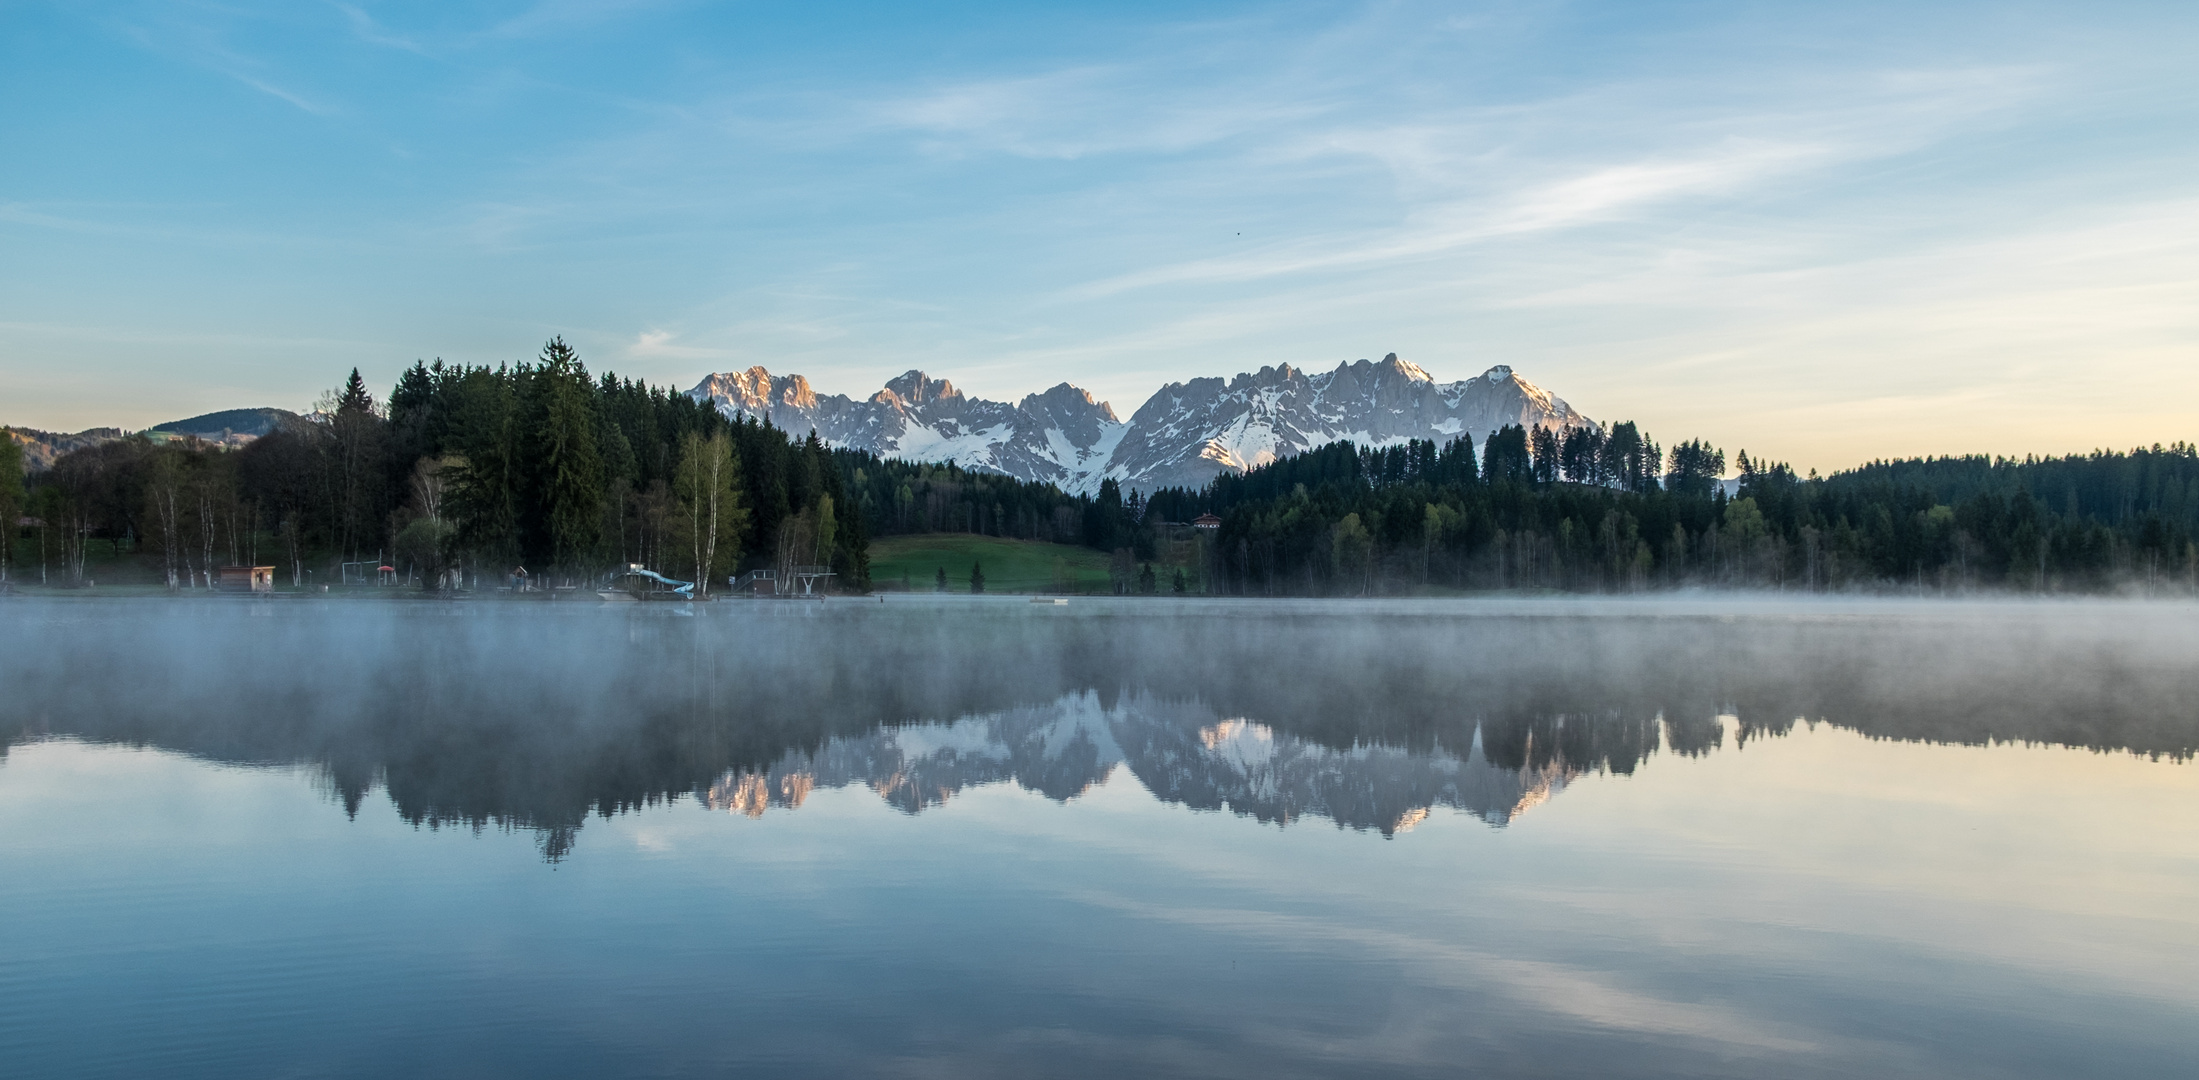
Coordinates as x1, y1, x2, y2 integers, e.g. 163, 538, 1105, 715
869, 535, 1134, 593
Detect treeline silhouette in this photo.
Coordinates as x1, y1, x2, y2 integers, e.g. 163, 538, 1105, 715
1142, 427, 2199, 594
15, 357, 2199, 598
8, 340, 870, 593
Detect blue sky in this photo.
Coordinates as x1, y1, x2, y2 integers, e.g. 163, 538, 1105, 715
4, 0, 2196, 469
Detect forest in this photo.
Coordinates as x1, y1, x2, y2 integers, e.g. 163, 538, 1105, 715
1, 340, 867, 595
6, 343, 2197, 597
1139, 426, 2199, 595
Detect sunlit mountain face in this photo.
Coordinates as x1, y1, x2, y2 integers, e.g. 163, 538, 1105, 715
686, 354, 1590, 494
3, 598, 2194, 861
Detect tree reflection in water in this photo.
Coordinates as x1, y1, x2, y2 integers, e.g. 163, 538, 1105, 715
4, 598, 2194, 860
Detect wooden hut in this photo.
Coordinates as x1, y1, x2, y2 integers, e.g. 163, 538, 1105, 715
217, 566, 275, 593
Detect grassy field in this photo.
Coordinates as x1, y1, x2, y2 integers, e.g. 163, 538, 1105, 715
6, 535, 163, 587
869, 535, 1133, 593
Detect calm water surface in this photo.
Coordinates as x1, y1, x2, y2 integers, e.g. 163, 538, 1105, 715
2, 596, 2196, 1078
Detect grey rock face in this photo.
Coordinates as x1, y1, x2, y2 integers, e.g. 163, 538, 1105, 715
1103, 354, 1593, 492
687, 353, 1589, 495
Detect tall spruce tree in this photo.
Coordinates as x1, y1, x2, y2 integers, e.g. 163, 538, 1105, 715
1085, 478, 1124, 550
444, 364, 520, 570
531, 339, 607, 575
328, 368, 388, 560
336, 368, 374, 415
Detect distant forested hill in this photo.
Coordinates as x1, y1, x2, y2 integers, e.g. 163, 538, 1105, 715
152, 408, 298, 439
4, 409, 296, 476
7, 426, 128, 473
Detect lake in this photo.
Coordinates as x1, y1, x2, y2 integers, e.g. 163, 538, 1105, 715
3, 596, 2196, 1078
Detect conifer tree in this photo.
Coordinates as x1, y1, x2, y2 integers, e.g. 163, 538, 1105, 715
1560, 425, 1605, 485
1664, 440, 1726, 498
1530, 427, 1560, 486
1084, 479, 1124, 551
336, 368, 375, 416
1482, 426, 1533, 486
532, 338, 607, 575
326, 367, 387, 559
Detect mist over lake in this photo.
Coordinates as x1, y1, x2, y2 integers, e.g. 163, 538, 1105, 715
3, 596, 2196, 1079
11, 0, 2199, 1074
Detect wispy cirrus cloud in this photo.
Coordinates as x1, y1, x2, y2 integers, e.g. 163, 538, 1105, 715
876, 65, 1332, 161
623, 329, 735, 361
1041, 61, 2045, 300
485, 0, 690, 40
333, 2, 430, 56
112, 7, 337, 115
1494, 141, 1830, 234
1039, 137, 1836, 304
223, 68, 332, 114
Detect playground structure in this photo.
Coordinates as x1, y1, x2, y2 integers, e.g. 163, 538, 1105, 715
602, 564, 697, 600
339, 553, 399, 587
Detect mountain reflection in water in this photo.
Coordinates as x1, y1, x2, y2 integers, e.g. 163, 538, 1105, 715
4, 596, 2194, 861
701, 693, 1573, 834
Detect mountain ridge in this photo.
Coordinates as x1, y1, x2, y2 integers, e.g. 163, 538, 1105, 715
7, 408, 299, 473
688, 353, 1591, 494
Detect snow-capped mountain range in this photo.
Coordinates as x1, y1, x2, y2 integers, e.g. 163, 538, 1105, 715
688, 354, 1592, 494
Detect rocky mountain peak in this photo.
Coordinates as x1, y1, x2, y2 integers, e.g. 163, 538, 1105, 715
880, 370, 960, 407
693, 366, 819, 413
1021, 383, 1120, 425
1380, 352, 1433, 382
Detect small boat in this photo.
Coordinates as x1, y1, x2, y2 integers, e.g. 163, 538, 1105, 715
1030, 597, 1069, 605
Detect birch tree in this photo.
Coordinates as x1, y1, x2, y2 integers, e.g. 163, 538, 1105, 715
674, 429, 747, 597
